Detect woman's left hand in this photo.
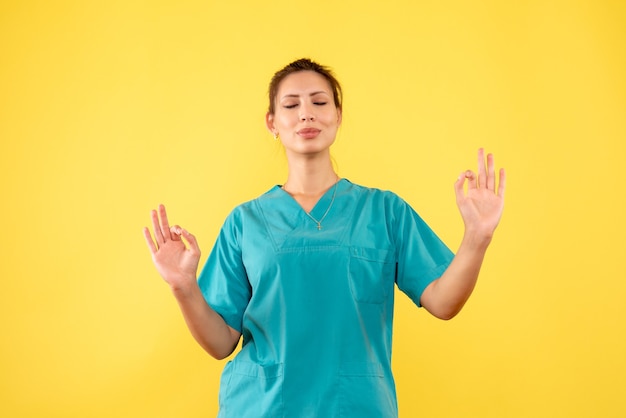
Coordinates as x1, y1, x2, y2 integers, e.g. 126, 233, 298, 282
420, 149, 506, 319
454, 148, 506, 241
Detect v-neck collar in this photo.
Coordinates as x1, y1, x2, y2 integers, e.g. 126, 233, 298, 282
256, 179, 354, 248
274, 178, 346, 219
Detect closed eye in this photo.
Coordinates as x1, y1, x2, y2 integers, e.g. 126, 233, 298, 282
314, 102, 327, 106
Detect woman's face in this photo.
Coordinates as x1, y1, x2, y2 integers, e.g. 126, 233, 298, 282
266, 71, 342, 159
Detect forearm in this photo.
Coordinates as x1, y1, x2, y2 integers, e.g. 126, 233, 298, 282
421, 230, 491, 320
420, 148, 504, 319
171, 280, 241, 360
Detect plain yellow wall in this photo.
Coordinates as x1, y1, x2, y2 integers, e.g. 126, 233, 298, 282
1, 1, 625, 417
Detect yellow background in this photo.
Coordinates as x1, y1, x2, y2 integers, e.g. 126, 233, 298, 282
1, 1, 624, 417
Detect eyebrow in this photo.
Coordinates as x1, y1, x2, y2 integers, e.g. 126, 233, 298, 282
280, 91, 330, 100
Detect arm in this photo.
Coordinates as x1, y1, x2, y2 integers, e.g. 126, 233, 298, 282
420, 149, 506, 320
143, 204, 241, 359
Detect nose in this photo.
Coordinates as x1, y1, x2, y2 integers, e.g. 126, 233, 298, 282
299, 105, 315, 121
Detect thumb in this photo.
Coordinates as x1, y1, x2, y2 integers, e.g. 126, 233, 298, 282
180, 228, 201, 256
454, 172, 466, 201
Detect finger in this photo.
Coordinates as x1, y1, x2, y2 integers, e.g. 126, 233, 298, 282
170, 225, 183, 242
181, 229, 201, 257
498, 168, 506, 198
158, 204, 172, 241
487, 152, 496, 191
464, 170, 477, 189
454, 172, 466, 202
477, 148, 487, 188
143, 227, 158, 254
150, 209, 164, 245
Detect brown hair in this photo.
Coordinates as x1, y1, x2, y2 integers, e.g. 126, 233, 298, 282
267, 58, 343, 115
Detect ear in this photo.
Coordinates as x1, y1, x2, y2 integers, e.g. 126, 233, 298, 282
265, 112, 276, 134
337, 108, 342, 126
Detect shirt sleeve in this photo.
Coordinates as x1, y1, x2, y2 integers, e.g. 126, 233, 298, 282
391, 194, 454, 307
197, 208, 251, 333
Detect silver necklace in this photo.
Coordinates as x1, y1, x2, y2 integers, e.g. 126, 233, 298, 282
304, 180, 339, 230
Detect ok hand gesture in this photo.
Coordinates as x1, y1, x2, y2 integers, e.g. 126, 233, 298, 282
143, 205, 201, 288
454, 149, 506, 241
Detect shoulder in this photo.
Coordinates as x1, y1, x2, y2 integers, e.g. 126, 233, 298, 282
343, 179, 408, 208
344, 179, 428, 231
220, 185, 284, 230
212, 187, 280, 244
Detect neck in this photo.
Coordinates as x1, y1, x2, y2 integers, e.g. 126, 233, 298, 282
283, 155, 338, 195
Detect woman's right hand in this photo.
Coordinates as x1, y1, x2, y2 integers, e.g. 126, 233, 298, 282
143, 204, 201, 290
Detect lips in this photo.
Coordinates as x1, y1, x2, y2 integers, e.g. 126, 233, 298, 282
297, 128, 321, 139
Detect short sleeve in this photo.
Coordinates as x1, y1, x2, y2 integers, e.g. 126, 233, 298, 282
392, 195, 454, 307
197, 208, 251, 333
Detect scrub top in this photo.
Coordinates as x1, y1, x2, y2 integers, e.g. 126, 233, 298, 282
198, 179, 454, 418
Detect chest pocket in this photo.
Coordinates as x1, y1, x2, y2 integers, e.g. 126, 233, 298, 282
348, 247, 396, 304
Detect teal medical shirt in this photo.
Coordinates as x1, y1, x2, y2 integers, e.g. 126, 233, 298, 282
198, 179, 454, 418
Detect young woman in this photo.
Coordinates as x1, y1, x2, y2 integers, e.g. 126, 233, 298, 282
144, 58, 505, 417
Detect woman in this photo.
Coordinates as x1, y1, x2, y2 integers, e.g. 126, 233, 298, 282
143, 58, 505, 417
